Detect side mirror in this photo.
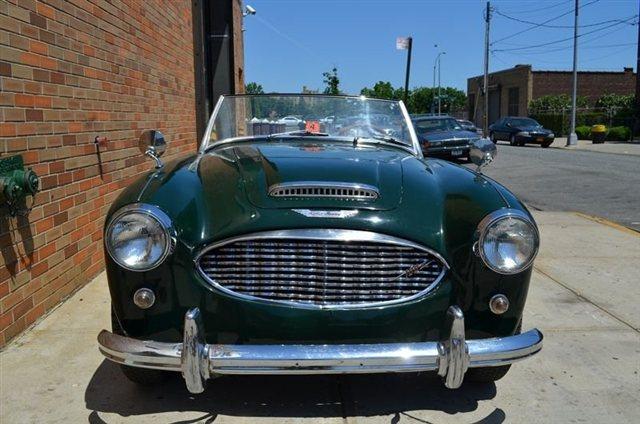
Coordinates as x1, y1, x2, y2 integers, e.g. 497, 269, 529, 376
469, 138, 497, 172
506, 122, 512, 127
139, 130, 166, 168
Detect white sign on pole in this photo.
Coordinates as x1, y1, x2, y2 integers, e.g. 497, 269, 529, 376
396, 37, 410, 50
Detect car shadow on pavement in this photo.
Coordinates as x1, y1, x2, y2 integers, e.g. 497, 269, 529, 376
85, 360, 501, 422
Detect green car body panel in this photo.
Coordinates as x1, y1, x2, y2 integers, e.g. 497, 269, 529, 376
105, 140, 534, 345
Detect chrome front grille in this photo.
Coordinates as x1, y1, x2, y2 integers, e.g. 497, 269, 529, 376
197, 229, 447, 308
268, 182, 379, 200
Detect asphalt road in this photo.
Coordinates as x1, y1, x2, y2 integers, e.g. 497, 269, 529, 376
467, 143, 640, 231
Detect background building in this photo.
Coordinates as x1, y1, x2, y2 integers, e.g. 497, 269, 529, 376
467, 65, 636, 125
0, 0, 244, 347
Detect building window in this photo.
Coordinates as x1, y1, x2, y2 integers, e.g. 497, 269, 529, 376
508, 87, 519, 116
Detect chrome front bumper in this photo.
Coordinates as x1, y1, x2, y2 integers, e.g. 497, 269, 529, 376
97, 306, 543, 394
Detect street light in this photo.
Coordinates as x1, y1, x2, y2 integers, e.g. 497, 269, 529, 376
243, 4, 256, 17
433, 51, 446, 115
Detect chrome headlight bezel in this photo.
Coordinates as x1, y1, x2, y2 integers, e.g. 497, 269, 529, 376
476, 209, 539, 275
105, 203, 175, 272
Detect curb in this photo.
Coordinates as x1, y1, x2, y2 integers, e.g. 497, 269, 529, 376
573, 212, 640, 237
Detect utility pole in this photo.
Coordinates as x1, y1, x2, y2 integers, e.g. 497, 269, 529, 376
403, 37, 413, 105
567, 0, 579, 146
483, 1, 491, 137
635, 0, 640, 139
434, 50, 445, 115
438, 54, 443, 115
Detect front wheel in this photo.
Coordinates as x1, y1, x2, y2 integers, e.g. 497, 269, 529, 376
111, 308, 170, 385
509, 135, 518, 146
490, 132, 497, 143
541, 141, 553, 148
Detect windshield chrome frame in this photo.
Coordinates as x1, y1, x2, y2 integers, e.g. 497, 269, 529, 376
198, 94, 422, 157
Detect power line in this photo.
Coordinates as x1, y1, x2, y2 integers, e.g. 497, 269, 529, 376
498, 0, 572, 15
491, 0, 600, 45
493, 16, 638, 52
492, 21, 638, 55
494, 10, 633, 29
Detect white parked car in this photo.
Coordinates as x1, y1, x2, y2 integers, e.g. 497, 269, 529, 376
277, 116, 305, 126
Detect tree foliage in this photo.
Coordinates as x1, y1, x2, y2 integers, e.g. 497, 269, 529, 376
245, 82, 264, 94
360, 81, 395, 100
360, 82, 466, 114
322, 68, 341, 95
528, 94, 588, 114
595, 93, 634, 113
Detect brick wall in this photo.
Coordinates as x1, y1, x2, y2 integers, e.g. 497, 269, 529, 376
467, 65, 532, 125
0, 0, 198, 347
532, 68, 636, 104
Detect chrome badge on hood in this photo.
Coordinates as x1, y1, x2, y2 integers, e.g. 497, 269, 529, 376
292, 209, 359, 219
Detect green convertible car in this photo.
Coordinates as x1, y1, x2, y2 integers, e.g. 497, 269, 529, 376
98, 94, 542, 393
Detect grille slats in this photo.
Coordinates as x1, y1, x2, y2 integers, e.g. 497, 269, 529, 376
268, 183, 379, 200
197, 235, 446, 308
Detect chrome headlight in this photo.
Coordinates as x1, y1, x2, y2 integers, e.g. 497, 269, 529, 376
548, 133, 554, 138
105, 203, 175, 271
476, 209, 539, 275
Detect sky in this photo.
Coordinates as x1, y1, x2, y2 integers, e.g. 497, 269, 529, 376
243, 0, 638, 94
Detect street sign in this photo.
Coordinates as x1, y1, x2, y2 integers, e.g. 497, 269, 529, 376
396, 37, 410, 50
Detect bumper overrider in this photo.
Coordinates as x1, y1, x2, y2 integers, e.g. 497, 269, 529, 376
97, 306, 543, 394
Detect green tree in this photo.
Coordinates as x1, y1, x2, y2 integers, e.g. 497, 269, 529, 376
407, 87, 435, 114
322, 67, 341, 95
529, 94, 588, 114
595, 93, 634, 113
360, 81, 396, 100
245, 82, 264, 94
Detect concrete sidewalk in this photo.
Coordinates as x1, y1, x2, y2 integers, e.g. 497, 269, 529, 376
551, 137, 640, 156
1, 212, 639, 423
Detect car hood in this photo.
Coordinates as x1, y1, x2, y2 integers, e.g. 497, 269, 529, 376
515, 126, 550, 133
418, 130, 479, 142
232, 143, 403, 211
113, 141, 512, 259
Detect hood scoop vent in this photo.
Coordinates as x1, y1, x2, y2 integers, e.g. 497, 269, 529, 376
268, 182, 379, 201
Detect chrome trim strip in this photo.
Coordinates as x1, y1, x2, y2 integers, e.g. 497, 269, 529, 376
475, 209, 540, 275
398, 100, 423, 158
198, 95, 225, 154
105, 203, 176, 272
268, 181, 379, 200
194, 229, 449, 310
96, 306, 544, 393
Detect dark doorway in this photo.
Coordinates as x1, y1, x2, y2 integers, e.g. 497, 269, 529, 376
488, 88, 501, 125
192, 0, 241, 142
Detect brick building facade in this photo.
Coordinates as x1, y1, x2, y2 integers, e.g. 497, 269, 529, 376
467, 65, 636, 126
0, 0, 244, 347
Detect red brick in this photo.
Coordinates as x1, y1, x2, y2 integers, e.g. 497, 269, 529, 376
15, 94, 34, 107
30, 40, 47, 55
29, 12, 46, 29
25, 109, 43, 121
0, 62, 11, 76
36, 3, 55, 20
0, 123, 17, 137
12, 296, 34, 320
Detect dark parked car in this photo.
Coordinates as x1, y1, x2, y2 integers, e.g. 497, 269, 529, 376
489, 117, 555, 147
98, 94, 542, 394
412, 116, 481, 160
457, 119, 481, 135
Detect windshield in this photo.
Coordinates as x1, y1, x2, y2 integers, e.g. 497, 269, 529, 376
202, 95, 417, 151
510, 118, 540, 127
413, 118, 462, 134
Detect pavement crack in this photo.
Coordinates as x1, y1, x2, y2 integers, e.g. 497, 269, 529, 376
534, 266, 640, 333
